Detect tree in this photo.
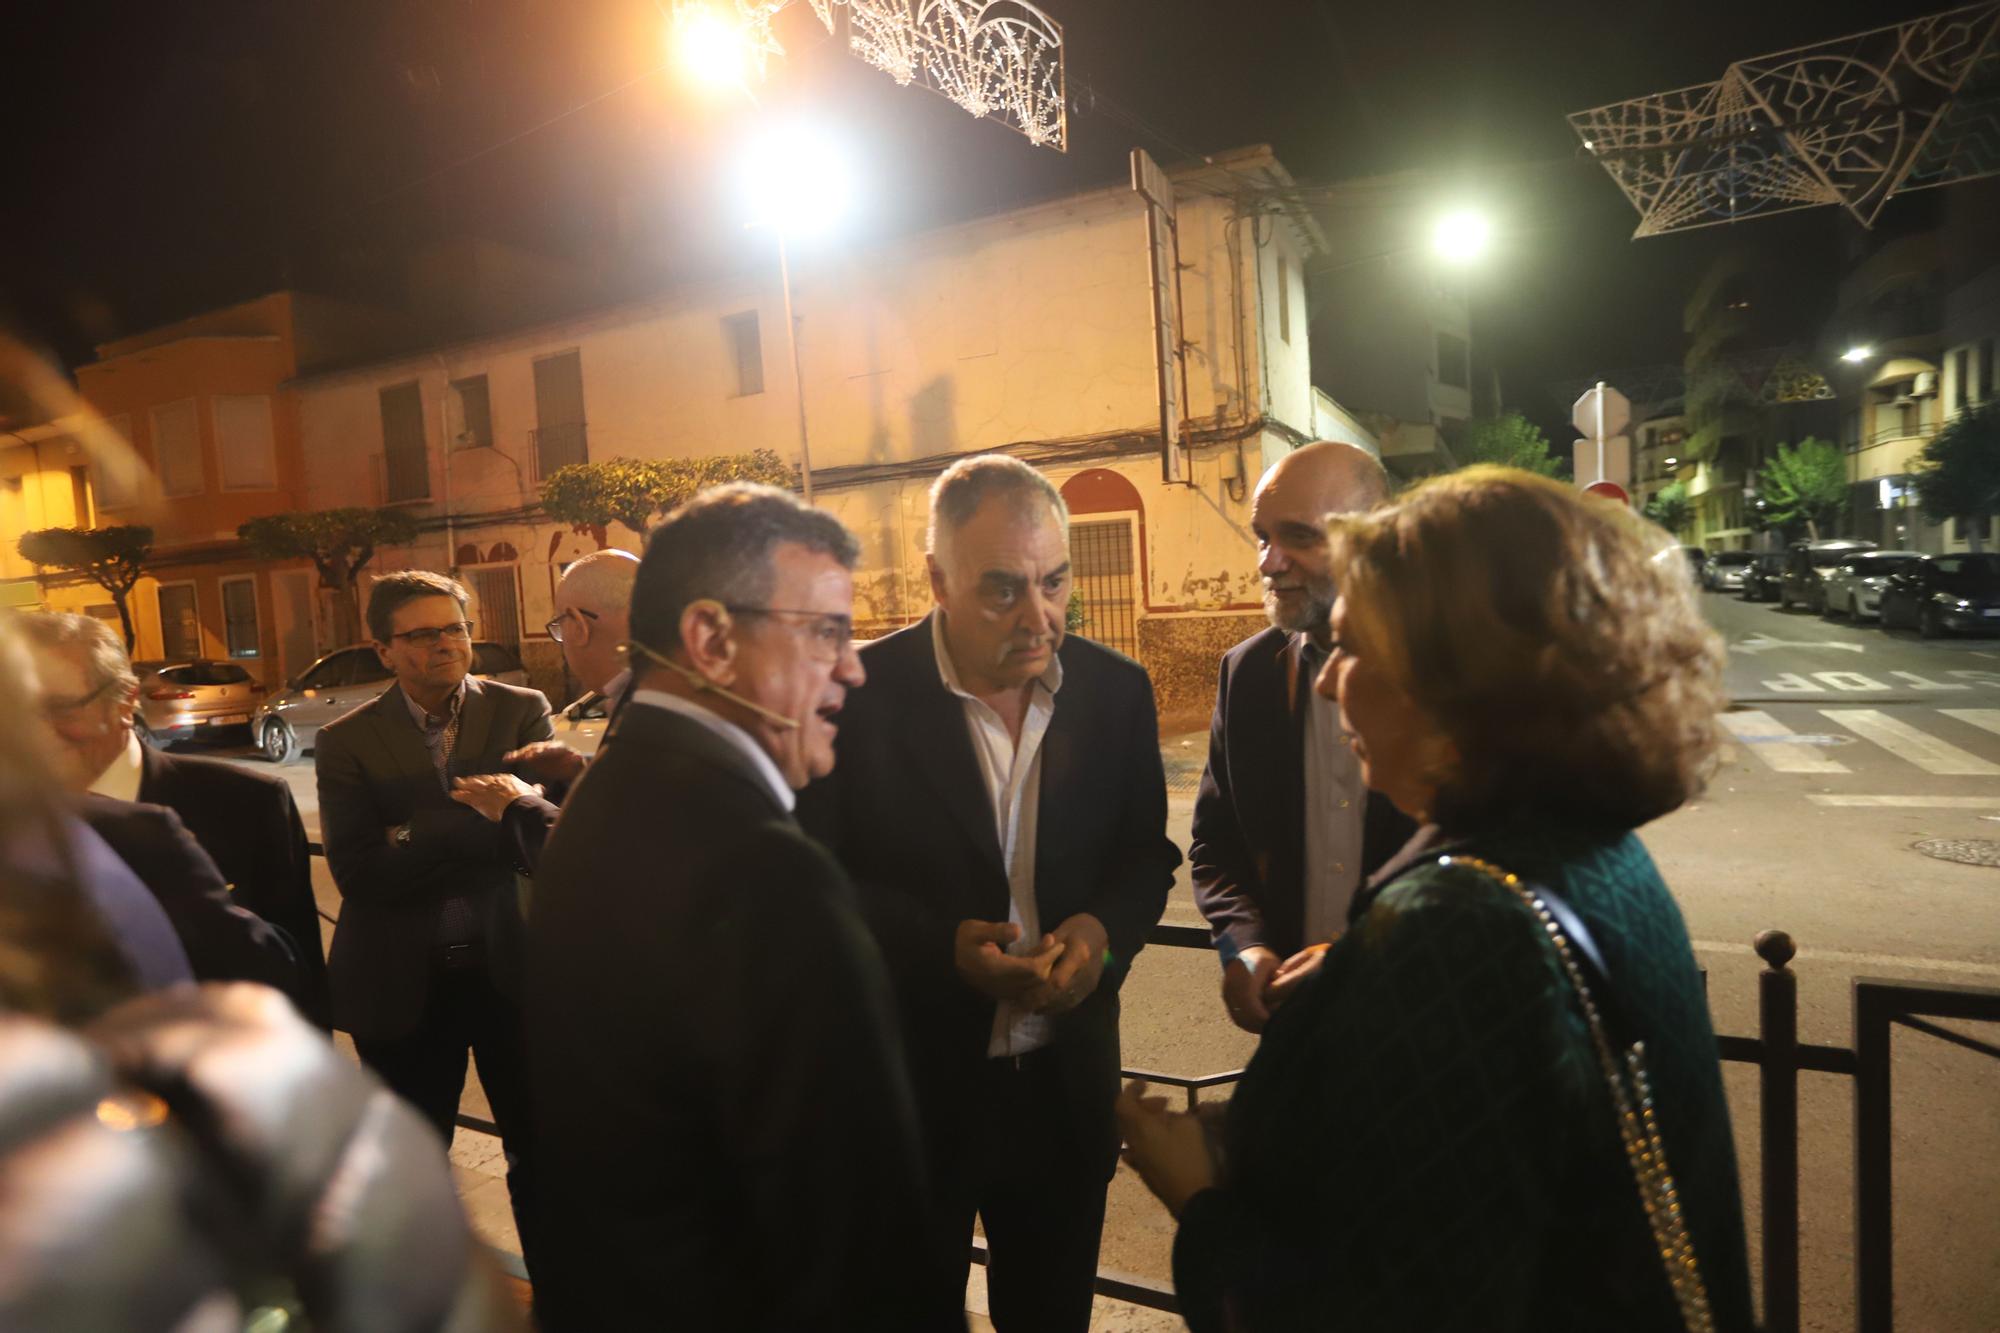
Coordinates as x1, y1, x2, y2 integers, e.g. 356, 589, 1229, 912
1913, 399, 2000, 553
1757, 437, 1848, 541
1643, 481, 1694, 537
1457, 412, 1565, 477
539, 450, 795, 544
238, 508, 420, 645
17, 525, 153, 651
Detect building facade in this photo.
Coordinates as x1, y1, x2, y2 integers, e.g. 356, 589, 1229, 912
289, 147, 1355, 721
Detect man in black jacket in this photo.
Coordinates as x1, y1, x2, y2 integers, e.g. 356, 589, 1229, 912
1192, 442, 1415, 1032
529, 485, 929, 1331
314, 571, 553, 1263
19, 612, 321, 1017
798, 455, 1181, 1333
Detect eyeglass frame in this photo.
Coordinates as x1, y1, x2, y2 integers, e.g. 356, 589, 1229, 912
544, 606, 600, 645
723, 605, 856, 658
385, 620, 475, 647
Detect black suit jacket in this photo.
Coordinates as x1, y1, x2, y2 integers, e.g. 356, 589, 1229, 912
528, 703, 930, 1332
77, 795, 301, 998
136, 746, 329, 1027
313, 675, 553, 1041
796, 617, 1181, 1174
1190, 626, 1416, 962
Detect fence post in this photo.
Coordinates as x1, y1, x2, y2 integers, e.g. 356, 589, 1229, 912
1854, 982, 1892, 1333
1755, 929, 1799, 1333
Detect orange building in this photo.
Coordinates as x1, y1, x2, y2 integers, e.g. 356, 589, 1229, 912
2, 292, 401, 685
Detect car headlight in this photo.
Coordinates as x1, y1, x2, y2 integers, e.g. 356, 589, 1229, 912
1956, 599, 1973, 610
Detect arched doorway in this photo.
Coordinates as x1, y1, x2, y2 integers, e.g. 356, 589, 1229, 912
1059, 469, 1145, 658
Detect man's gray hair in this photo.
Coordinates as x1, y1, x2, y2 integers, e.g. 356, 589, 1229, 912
925, 454, 1068, 565
630, 483, 859, 655
365, 570, 469, 643
10, 610, 137, 693
557, 548, 640, 616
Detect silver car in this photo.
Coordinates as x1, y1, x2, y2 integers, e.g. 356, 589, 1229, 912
1821, 551, 1924, 621
134, 661, 266, 748
1702, 551, 1755, 592
253, 640, 529, 763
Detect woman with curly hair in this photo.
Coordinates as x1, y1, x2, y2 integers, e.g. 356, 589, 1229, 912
1119, 467, 1755, 1333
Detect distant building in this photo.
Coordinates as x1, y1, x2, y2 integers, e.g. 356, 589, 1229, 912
1, 293, 403, 683
287, 146, 1368, 719
1633, 410, 1687, 513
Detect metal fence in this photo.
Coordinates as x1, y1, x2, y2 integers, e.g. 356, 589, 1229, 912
307, 844, 1998, 1330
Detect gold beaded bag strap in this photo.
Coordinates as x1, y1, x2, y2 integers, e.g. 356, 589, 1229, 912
1439, 854, 1716, 1333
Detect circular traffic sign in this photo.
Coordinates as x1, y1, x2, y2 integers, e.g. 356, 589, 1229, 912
1582, 480, 1629, 505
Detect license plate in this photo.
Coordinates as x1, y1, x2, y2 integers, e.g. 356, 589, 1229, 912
210, 713, 250, 725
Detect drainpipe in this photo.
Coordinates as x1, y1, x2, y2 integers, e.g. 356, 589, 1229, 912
435, 353, 456, 570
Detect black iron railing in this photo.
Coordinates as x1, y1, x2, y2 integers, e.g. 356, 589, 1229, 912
306, 843, 1998, 1329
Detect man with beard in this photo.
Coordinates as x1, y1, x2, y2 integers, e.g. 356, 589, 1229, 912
1191, 441, 1415, 1032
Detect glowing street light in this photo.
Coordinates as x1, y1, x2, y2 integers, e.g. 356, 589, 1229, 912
1841, 345, 1874, 363
1431, 209, 1493, 265
671, 3, 755, 92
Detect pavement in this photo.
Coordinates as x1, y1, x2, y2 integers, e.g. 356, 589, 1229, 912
185, 590, 2000, 1331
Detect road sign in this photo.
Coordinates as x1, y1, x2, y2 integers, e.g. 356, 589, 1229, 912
1572, 382, 1631, 440
1582, 479, 1630, 505
1572, 437, 1631, 487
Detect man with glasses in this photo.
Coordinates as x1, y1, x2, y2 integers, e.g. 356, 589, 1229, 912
450, 548, 639, 872
314, 569, 554, 1268
527, 484, 930, 1330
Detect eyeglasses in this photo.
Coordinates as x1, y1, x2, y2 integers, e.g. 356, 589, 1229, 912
725, 606, 855, 659
388, 621, 473, 647
41, 676, 116, 722
544, 607, 599, 645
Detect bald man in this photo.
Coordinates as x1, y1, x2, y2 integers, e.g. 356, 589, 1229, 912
1191, 442, 1417, 1032
450, 548, 640, 872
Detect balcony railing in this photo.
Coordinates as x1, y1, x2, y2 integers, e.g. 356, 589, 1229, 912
1870, 420, 1939, 447
531, 421, 588, 479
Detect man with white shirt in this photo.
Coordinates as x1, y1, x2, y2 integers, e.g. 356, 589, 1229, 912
797, 455, 1181, 1332
1192, 441, 1415, 1032
526, 484, 929, 1331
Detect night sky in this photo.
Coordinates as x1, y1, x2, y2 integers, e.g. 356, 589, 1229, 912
0, 0, 1961, 442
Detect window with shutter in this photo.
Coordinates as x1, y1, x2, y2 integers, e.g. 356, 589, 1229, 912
216, 396, 278, 491
151, 399, 204, 497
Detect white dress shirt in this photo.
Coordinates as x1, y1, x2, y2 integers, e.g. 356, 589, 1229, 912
88, 730, 146, 803
625, 688, 796, 813
930, 613, 1064, 1059
1293, 635, 1367, 947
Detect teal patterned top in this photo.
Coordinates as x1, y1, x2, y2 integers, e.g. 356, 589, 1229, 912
1173, 823, 1755, 1333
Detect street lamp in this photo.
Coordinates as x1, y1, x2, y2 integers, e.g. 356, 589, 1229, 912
1431, 209, 1493, 265
1841, 344, 1874, 363
740, 123, 856, 504
672, 4, 754, 91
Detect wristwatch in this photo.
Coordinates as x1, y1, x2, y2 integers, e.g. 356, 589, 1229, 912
392, 822, 413, 849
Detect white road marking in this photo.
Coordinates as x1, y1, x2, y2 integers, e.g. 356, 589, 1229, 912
1819, 709, 2000, 776
1691, 940, 2000, 979
1806, 795, 2000, 808
1733, 635, 1865, 655
1890, 671, 1972, 692
1815, 671, 1888, 691
1760, 673, 1828, 694
1941, 709, 2000, 738
1722, 711, 1850, 773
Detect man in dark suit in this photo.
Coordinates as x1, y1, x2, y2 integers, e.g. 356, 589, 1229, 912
1193, 441, 1415, 1032
314, 570, 552, 1262
798, 455, 1181, 1333
529, 485, 929, 1331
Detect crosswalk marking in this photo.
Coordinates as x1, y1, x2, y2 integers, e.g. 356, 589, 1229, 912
1721, 711, 1850, 774
1807, 795, 2000, 808
1940, 709, 2000, 739
1819, 709, 2000, 776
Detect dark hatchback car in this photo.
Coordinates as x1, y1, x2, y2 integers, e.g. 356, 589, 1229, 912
1739, 553, 1788, 602
1878, 553, 2000, 638
1778, 539, 1878, 612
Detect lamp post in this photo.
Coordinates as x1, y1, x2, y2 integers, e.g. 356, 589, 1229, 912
742, 124, 854, 505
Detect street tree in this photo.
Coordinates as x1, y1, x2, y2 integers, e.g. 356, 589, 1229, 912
1757, 437, 1848, 540
1457, 412, 1565, 477
238, 507, 420, 645
1912, 398, 2000, 553
16, 525, 154, 651
539, 450, 793, 544
1643, 481, 1694, 537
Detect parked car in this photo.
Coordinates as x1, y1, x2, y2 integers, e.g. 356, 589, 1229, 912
1878, 553, 2000, 638
1702, 550, 1756, 592
1820, 551, 1924, 621
1778, 539, 1878, 612
252, 640, 528, 763
1739, 552, 1788, 602
134, 661, 267, 748
557, 690, 611, 759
